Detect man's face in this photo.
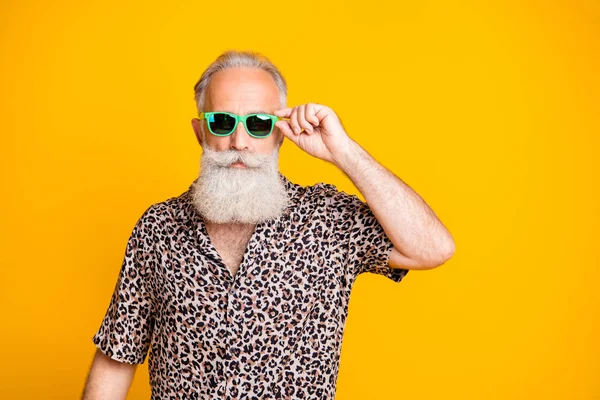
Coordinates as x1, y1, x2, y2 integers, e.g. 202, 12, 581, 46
189, 67, 289, 225
191, 67, 284, 157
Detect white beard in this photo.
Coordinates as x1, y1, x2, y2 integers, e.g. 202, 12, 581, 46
190, 143, 289, 224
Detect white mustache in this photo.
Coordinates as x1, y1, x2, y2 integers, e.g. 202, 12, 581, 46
207, 149, 272, 169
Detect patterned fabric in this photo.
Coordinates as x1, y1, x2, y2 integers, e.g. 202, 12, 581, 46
92, 172, 409, 399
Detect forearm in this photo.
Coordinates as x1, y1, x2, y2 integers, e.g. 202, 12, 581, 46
82, 349, 137, 400
332, 140, 455, 267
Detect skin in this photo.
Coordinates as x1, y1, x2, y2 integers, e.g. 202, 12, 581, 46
192, 66, 455, 269
272, 102, 456, 269
82, 65, 455, 398
190, 67, 286, 260
191, 67, 284, 157
81, 349, 136, 399
82, 67, 284, 399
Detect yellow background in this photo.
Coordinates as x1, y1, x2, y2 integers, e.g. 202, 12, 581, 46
1, 0, 598, 398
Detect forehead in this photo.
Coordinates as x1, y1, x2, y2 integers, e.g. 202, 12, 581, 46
206, 67, 280, 112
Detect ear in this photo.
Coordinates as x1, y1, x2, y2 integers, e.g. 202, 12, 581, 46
191, 118, 204, 148
274, 126, 284, 148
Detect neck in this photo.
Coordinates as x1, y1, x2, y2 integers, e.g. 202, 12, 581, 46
205, 220, 257, 230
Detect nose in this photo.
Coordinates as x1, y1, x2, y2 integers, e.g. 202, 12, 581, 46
229, 120, 252, 151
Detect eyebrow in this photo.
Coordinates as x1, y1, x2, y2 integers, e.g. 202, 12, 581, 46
220, 109, 270, 115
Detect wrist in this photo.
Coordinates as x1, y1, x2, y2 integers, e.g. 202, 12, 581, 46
332, 139, 362, 171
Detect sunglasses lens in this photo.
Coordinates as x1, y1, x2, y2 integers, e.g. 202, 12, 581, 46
209, 113, 236, 134
246, 115, 273, 137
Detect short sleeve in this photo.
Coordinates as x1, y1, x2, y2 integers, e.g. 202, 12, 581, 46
91, 205, 157, 364
326, 187, 409, 283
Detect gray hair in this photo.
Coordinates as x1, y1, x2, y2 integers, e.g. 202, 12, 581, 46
193, 50, 288, 113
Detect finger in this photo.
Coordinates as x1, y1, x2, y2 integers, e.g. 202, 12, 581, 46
290, 107, 302, 135
275, 120, 299, 144
274, 107, 293, 118
298, 104, 312, 135
298, 105, 313, 134
275, 120, 293, 136
306, 103, 320, 126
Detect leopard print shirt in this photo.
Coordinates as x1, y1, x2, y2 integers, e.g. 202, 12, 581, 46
92, 172, 409, 399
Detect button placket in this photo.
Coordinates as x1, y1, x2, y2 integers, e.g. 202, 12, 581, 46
224, 272, 243, 398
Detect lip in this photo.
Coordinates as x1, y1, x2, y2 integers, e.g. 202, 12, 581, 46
231, 161, 246, 168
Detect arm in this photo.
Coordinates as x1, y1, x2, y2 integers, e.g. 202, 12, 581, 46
81, 348, 137, 400
274, 103, 455, 270
332, 139, 455, 270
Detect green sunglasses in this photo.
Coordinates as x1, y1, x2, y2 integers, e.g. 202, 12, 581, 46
198, 111, 287, 138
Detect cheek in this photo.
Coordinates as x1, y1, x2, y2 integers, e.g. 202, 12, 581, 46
259, 137, 278, 154
207, 136, 231, 151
